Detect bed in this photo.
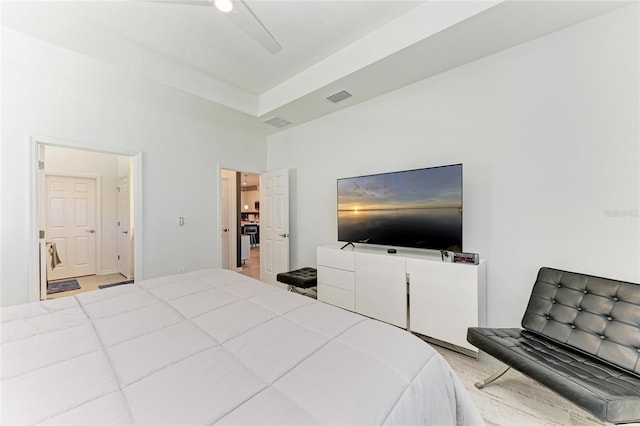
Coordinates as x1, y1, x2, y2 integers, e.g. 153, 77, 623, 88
1, 269, 483, 425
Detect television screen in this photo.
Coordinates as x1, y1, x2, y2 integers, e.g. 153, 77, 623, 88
337, 164, 462, 251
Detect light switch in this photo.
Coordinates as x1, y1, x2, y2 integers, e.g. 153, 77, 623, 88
178, 216, 185, 226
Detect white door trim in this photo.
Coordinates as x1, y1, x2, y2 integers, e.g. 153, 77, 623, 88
46, 172, 102, 277
220, 176, 230, 269
117, 174, 134, 279
217, 164, 238, 270
29, 134, 144, 303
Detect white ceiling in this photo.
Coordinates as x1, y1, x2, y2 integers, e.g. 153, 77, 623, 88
1, 0, 629, 135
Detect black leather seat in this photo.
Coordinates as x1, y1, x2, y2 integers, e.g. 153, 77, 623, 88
468, 267, 640, 424
276, 267, 317, 289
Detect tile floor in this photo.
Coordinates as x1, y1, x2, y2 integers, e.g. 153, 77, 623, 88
434, 344, 613, 426
47, 273, 129, 300
238, 246, 260, 280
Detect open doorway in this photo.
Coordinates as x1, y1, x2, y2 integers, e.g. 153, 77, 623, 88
220, 169, 260, 279
32, 140, 142, 301
239, 172, 260, 279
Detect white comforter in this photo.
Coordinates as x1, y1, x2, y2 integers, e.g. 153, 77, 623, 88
1, 269, 483, 425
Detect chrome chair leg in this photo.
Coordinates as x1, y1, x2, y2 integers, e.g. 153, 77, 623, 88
475, 365, 511, 389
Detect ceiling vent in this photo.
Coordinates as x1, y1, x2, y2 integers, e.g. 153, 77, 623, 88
263, 116, 292, 128
326, 90, 352, 103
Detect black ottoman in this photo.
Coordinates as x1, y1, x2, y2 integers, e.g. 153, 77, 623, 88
277, 267, 317, 297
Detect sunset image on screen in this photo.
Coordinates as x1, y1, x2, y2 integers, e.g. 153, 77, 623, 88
337, 165, 462, 251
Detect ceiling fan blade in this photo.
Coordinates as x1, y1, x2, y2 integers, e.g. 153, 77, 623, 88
146, 0, 281, 55
229, 0, 281, 55
146, 0, 216, 6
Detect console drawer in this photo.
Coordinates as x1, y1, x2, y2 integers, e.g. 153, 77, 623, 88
318, 266, 355, 291
317, 283, 355, 311
317, 246, 354, 271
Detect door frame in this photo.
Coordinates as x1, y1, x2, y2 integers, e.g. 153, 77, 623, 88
217, 164, 263, 272
220, 173, 233, 270
117, 173, 134, 279
45, 172, 102, 279
28, 134, 144, 303
218, 165, 240, 271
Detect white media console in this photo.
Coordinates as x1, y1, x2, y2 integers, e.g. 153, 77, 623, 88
317, 244, 486, 354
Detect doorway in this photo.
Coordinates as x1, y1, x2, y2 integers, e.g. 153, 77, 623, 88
220, 169, 261, 279
239, 172, 261, 279
31, 138, 142, 302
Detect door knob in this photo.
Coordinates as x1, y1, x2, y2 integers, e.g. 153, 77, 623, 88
223, 228, 229, 232
122, 230, 128, 234
278, 233, 289, 238
87, 229, 95, 233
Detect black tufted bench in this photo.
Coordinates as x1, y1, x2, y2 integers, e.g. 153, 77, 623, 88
277, 267, 317, 297
468, 267, 640, 424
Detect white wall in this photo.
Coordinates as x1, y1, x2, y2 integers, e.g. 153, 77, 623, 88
1, 29, 266, 306
45, 146, 122, 275
267, 5, 640, 326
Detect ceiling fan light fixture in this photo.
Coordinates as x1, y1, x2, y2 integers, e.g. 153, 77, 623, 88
214, 0, 233, 13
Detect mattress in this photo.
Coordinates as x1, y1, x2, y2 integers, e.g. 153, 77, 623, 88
1, 269, 483, 425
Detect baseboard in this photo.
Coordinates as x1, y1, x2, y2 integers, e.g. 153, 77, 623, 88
99, 269, 119, 276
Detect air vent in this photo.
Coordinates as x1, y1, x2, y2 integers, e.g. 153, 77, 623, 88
241, 185, 258, 192
263, 116, 292, 128
326, 90, 352, 103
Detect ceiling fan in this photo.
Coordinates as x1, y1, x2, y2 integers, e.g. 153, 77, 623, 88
151, 0, 282, 54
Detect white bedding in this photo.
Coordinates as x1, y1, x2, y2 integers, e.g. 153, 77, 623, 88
1, 269, 483, 425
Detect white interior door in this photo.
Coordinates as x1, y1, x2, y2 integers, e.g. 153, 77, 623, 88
260, 169, 289, 285
46, 175, 97, 280
221, 176, 231, 269
117, 175, 133, 279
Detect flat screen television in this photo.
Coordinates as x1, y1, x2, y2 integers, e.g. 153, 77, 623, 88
337, 164, 462, 251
